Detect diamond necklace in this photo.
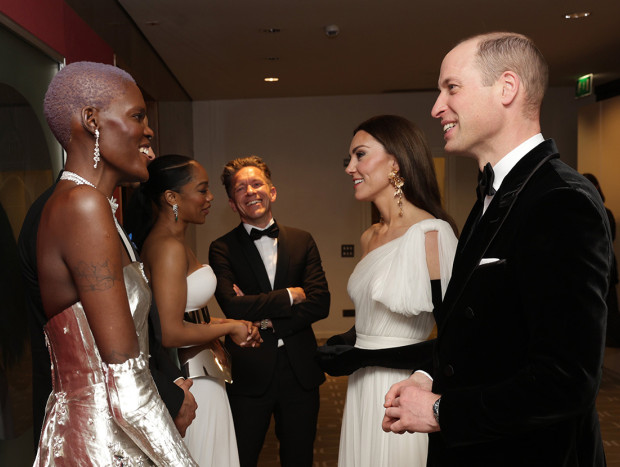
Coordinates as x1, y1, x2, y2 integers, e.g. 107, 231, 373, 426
59, 170, 118, 213
59, 170, 148, 283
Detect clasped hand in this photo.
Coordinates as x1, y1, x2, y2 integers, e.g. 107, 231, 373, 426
228, 319, 261, 347
173, 378, 197, 437
382, 372, 441, 434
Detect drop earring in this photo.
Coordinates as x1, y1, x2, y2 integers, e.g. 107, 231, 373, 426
173, 203, 179, 222
388, 169, 404, 217
93, 129, 100, 168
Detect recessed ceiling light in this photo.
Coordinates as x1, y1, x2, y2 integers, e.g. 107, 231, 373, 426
262, 28, 281, 33
145, 20, 160, 26
264, 57, 280, 61
264, 77, 279, 82
564, 11, 591, 19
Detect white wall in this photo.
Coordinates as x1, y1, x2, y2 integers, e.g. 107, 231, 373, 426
193, 87, 582, 338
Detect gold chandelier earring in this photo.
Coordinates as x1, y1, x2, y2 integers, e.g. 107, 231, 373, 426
388, 169, 404, 217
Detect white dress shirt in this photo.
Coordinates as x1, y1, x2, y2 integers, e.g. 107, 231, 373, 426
243, 220, 289, 346
483, 133, 544, 214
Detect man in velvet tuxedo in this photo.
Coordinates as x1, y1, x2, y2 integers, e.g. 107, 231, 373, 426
382, 32, 612, 466
209, 156, 330, 467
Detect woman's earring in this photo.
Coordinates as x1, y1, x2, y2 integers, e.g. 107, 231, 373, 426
173, 203, 179, 222
93, 129, 100, 168
388, 169, 404, 217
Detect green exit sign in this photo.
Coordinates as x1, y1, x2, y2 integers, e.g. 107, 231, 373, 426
576, 74, 593, 98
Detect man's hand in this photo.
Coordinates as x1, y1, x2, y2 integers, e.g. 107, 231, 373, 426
384, 371, 432, 408
232, 284, 244, 296
173, 378, 197, 437
382, 372, 439, 434
288, 287, 306, 304
243, 321, 262, 347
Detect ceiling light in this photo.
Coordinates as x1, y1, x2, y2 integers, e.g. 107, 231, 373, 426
262, 28, 281, 33
325, 24, 340, 37
264, 57, 280, 61
264, 77, 279, 82
564, 11, 591, 19
145, 20, 160, 26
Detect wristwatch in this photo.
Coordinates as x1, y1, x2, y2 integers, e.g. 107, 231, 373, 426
432, 396, 441, 424
260, 319, 270, 331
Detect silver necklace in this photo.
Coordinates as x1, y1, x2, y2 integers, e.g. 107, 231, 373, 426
59, 170, 148, 282
60, 170, 118, 213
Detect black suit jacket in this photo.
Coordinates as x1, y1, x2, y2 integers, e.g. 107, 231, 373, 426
427, 140, 611, 466
209, 223, 330, 396
17, 179, 184, 446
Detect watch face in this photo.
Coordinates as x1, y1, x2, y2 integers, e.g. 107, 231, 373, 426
433, 397, 441, 423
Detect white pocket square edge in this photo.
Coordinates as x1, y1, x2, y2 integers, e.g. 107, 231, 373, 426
479, 257, 501, 265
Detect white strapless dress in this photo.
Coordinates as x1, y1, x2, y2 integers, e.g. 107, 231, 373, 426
183, 265, 240, 467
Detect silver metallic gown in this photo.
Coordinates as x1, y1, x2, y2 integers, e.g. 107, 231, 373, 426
35, 263, 196, 466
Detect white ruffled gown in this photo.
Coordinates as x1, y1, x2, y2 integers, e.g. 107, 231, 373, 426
183, 265, 240, 467
338, 219, 457, 467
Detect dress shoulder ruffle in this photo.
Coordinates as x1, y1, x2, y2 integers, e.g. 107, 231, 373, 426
370, 218, 457, 317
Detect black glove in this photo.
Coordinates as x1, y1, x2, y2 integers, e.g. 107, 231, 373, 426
316, 344, 364, 376
316, 339, 435, 377
326, 325, 356, 346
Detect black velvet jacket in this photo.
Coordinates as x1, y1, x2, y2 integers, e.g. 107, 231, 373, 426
429, 140, 611, 466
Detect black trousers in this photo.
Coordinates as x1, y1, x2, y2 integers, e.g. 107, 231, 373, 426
228, 346, 320, 467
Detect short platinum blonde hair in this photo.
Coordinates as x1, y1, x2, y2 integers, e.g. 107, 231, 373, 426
469, 32, 548, 118
44, 62, 135, 149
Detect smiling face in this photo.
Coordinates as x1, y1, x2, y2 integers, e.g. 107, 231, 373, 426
176, 161, 213, 225
97, 81, 154, 183
228, 166, 276, 228
431, 39, 503, 158
346, 130, 398, 203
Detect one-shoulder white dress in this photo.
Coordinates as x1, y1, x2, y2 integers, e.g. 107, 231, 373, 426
338, 219, 457, 467
182, 265, 240, 467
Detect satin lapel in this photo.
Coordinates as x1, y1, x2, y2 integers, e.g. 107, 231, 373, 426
456, 200, 483, 257
439, 140, 559, 331
274, 226, 290, 290
234, 224, 273, 292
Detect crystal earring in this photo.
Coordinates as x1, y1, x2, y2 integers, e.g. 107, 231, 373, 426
173, 203, 179, 222
388, 169, 404, 217
93, 129, 100, 168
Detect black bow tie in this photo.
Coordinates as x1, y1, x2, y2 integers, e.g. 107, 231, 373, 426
249, 223, 279, 241
476, 162, 497, 202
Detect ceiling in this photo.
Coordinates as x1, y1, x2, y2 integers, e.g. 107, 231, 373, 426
74, 0, 620, 101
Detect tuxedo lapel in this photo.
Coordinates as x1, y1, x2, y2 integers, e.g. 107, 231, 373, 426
274, 226, 290, 290
439, 140, 559, 330
455, 200, 483, 257
234, 224, 273, 292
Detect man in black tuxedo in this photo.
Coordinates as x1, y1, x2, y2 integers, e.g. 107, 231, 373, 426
382, 32, 612, 466
18, 175, 197, 447
209, 156, 330, 467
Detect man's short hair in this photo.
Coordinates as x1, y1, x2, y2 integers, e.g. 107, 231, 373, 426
221, 155, 273, 198
44, 62, 135, 149
470, 32, 548, 118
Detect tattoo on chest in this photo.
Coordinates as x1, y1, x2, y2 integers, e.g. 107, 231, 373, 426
74, 260, 118, 291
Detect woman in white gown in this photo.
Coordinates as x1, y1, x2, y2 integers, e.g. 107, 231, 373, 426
135, 155, 262, 466
335, 115, 458, 466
